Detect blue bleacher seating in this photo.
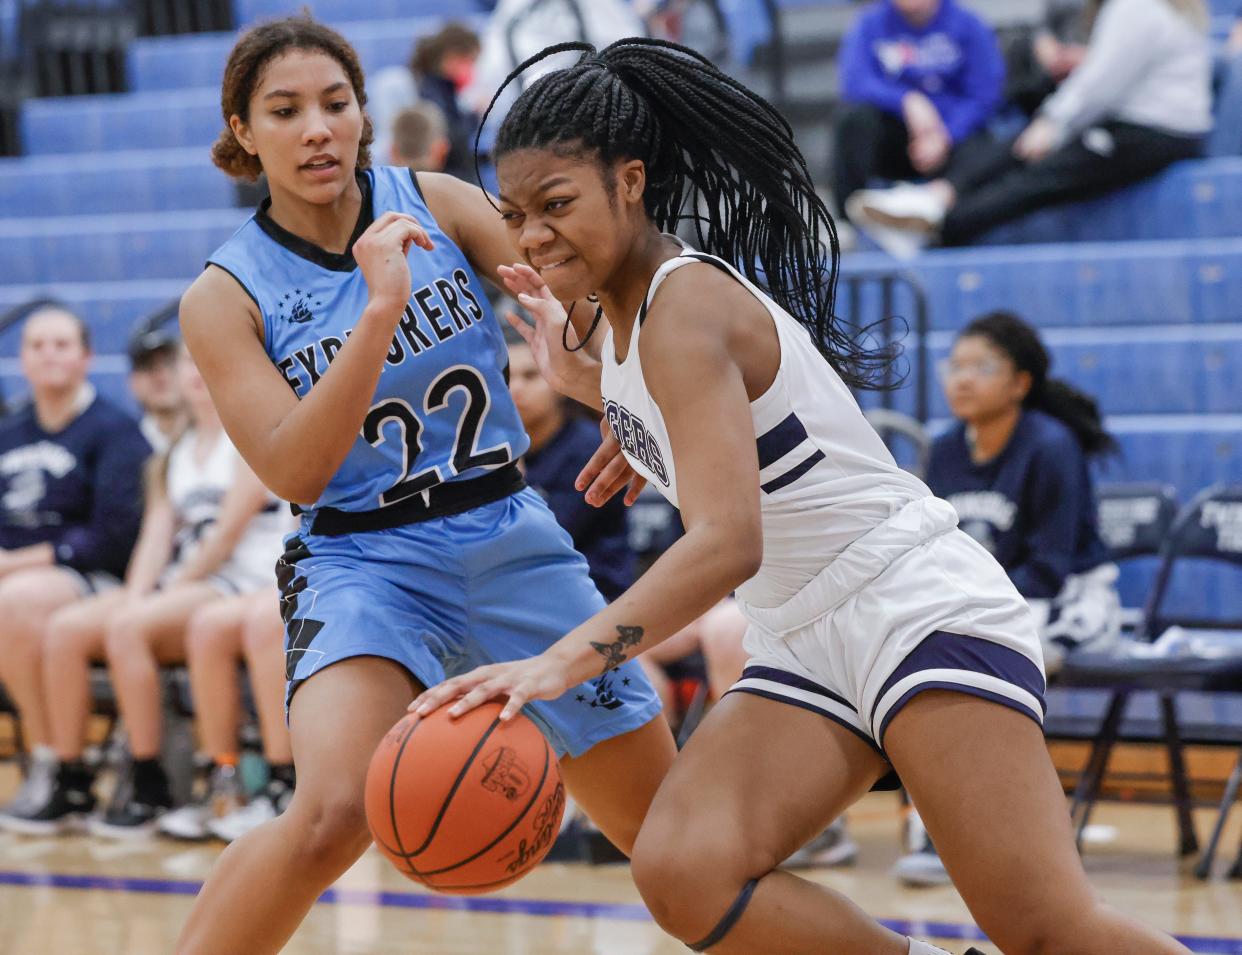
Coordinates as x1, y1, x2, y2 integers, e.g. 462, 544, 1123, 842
126, 15, 486, 92
845, 237, 1242, 330
233, 0, 487, 27
21, 88, 221, 154
0, 280, 186, 351
0, 148, 233, 216
0, 209, 247, 283
975, 159, 1242, 245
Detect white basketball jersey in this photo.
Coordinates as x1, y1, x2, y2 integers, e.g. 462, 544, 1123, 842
166, 429, 286, 589
600, 245, 935, 607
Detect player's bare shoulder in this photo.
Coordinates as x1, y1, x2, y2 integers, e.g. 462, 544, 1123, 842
644, 260, 770, 345
641, 260, 779, 397
181, 264, 265, 344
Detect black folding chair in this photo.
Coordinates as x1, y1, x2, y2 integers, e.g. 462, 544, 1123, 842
1095, 483, 1180, 634
1059, 483, 1242, 878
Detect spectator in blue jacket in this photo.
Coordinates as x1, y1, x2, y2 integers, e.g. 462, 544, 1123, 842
0, 305, 149, 820
849, 0, 1211, 254
833, 0, 1004, 220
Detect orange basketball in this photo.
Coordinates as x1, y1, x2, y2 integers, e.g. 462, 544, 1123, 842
364, 702, 566, 895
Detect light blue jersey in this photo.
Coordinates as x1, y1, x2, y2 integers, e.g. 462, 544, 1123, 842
207, 166, 528, 513
206, 166, 662, 754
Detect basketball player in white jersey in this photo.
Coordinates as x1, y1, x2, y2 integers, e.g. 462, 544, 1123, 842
3, 345, 287, 837
413, 39, 1190, 955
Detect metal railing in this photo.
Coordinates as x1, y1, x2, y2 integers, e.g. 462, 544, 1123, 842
838, 269, 931, 423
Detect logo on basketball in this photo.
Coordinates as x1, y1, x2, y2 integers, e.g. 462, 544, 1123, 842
501, 783, 566, 874
480, 746, 532, 801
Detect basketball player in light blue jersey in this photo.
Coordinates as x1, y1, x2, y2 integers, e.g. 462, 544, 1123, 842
173, 18, 673, 955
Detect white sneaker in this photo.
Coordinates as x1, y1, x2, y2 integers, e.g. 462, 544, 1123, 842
207, 795, 276, 843
784, 818, 859, 868
158, 764, 244, 841
850, 182, 947, 231
207, 777, 292, 843
846, 185, 944, 261
0, 750, 57, 820
158, 803, 213, 841
893, 809, 951, 887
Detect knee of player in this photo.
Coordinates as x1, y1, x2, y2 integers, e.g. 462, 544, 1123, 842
291, 789, 372, 872
631, 823, 763, 941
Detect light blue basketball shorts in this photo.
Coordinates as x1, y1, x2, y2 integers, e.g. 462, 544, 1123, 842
277, 487, 662, 758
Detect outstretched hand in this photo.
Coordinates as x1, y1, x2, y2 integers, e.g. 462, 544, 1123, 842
409, 654, 575, 722
500, 263, 596, 398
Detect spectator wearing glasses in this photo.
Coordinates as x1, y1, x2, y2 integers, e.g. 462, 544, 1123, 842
928, 311, 1121, 673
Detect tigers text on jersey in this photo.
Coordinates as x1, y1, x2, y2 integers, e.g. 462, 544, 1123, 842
599, 244, 934, 607
207, 166, 527, 513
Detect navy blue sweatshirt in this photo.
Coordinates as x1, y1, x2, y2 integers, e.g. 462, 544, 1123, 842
926, 409, 1109, 599
524, 418, 634, 603
839, 0, 1004, 143
0, 393, 150, 578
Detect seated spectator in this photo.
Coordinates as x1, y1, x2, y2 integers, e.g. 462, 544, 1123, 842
1003, 0, 1089, 117
1208, 11, 1242, 156
0, 345, 287, 837
127, 325, 186, 453
412, 23, 483, 180
162, 589, 293, 843
389, 103, 452, 173
508, 331, 633, 603
0, 305, 148, 823
849, 0, 1213, 255
927, 311, 1122, 671
369, 22, 481, 177
467, 0, 645, 127
832, 0, 1004, 223
887, 311, 1123, 888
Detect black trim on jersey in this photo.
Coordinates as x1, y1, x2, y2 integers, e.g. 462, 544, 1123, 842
307, 463, 525, 535
204, 262, 263, 314
638, 252, 734, 326
254, 171, 375, 272
761, 450, 825, 494
408, 167, 427, 203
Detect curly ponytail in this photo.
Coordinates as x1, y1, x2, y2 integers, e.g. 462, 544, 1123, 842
480, 38, 893, 390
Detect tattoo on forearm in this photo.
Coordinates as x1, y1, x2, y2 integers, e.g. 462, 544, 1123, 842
590, 625, 644, 675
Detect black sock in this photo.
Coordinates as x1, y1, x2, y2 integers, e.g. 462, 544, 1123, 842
57, 759, 93, 794
268, 763, 295, 789
131, 758, 170, 804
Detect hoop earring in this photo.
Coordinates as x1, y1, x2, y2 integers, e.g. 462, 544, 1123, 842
562, 301, 605, 353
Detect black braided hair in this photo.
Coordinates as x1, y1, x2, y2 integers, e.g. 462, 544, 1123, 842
961, 311, 1118, 457
477, 38, 893, 389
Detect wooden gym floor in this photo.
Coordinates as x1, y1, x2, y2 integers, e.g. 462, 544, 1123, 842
1, 762, 1240, 955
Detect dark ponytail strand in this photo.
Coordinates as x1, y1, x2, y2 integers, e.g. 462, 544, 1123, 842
479, 38, 894, 390
962, 311, 1117, 457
